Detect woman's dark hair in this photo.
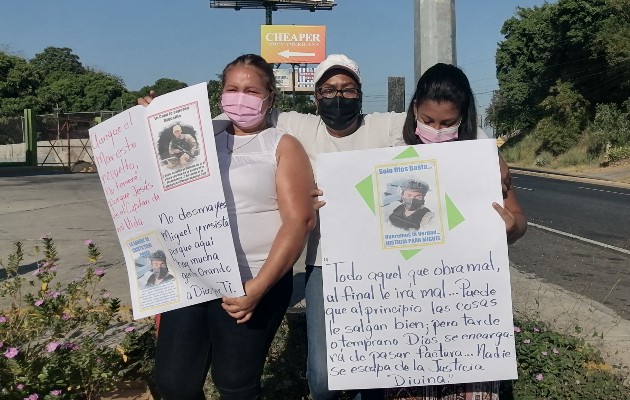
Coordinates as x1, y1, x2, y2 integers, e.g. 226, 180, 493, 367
221, 54, 277, 99
402, 63, 477, 145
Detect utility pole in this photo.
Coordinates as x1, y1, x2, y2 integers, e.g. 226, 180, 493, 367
414, 0, 456, 83
388, 77, 405, 113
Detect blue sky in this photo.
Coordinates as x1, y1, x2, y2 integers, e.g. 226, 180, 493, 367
2, 0, 548, 116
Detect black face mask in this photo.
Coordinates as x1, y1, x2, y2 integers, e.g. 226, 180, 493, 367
402, 198, 424, 211
318, 97, 361, 131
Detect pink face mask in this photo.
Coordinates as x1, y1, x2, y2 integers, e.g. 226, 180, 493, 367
220, 92, 268, 129
415, 121, 460, 144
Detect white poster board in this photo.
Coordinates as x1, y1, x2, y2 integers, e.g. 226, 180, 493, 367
317, 140, 517, 390
89, 83, 244, 319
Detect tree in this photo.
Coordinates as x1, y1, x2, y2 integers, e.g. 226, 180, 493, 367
30, 47, 85, 82
597, 0, 630, 64
274, 92, 316, 114
494, 4, 557, 133
492, 0, 630, 140
0, 52, 43, 115
535, 80, 590, 154
138, 78, 188, 97
207, 80, 222, 117
36, 70, 125, 113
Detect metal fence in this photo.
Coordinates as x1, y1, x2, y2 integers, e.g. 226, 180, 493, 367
0, 110, 117, 170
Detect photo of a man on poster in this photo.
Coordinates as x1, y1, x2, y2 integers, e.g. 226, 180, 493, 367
164, 124, 198, 169
388, 179, 436, 230
144, 250, 175, 287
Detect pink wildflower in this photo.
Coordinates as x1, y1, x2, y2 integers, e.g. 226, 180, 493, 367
0, 341, 3, 348
534, 327, 540, 332
46, 342, 59, 353
541, 351, 548, 356
4, 347, 19, 358
535, 373, 544, 381
553, 348, 559, 354
50, 390, 62, 396
124, 326, 136, 333
16, 384, 24, 390
94, 268, 106, 277
61, 313, 71, 321
84, 239, 94, 246
523, 339, 531, 344
34, 299, 44, 307
26, 394, 39, 400
0, 315, 6, 323
513, 326, 521, 333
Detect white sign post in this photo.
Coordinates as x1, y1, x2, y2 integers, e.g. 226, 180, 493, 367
89, 84, 244, 319
317, 140, 517, 390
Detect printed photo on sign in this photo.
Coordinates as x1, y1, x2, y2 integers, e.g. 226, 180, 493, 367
148, 102, 210, 190
126, 232, 179, 311
376, 160, 445, 249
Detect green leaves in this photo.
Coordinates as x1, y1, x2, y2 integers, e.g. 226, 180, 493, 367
0, 237, 154, 399
492, 0, 630, 147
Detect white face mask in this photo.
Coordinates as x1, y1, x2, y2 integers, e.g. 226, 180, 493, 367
414, 121, 460, 144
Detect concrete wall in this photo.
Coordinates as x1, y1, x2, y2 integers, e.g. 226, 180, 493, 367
0, 143, 27, 163
0, 140, 94, 166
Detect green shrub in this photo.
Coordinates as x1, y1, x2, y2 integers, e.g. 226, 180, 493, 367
535, 81, 590, 155
0, 237, 155, 400
605, 145, 630, 163
592, 100, 630, 148
506, 319, 630, 400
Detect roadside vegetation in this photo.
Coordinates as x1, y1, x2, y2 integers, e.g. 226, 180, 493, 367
0, 238, 154, 400
487, 0, 630, 169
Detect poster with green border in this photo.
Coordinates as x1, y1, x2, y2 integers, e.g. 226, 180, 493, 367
317, 139, 517, 390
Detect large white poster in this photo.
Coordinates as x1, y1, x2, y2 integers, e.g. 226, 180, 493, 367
89, 83, 244, 319
317, 140, 517, 390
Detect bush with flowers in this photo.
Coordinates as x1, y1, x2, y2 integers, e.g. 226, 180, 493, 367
501, 318, 630, 399
0, 237, 155, 400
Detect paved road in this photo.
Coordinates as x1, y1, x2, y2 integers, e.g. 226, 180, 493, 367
508, 172, 630, 319
512, 173, 630, 250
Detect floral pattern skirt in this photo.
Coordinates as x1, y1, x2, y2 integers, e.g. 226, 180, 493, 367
384, 381, 499, 400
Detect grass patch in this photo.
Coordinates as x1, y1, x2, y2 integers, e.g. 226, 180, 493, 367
500, 133, 542, 166
499, 130, 619, 171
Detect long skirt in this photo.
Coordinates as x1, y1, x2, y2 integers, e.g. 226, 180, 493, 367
384, 381, 499, 400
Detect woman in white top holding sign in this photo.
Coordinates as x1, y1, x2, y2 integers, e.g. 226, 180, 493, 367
384, 62, 526, 400
147, 54, 316, 400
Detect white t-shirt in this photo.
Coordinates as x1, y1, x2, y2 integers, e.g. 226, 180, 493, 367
271, 110, 406, 266
215, 127, 284, 281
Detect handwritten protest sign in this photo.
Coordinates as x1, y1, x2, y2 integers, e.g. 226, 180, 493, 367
317, 140, 517, 390
89, 83, 244, 319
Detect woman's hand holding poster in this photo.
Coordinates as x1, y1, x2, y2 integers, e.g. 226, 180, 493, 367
316, 140, 517, 390
89, 83, 244, 319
